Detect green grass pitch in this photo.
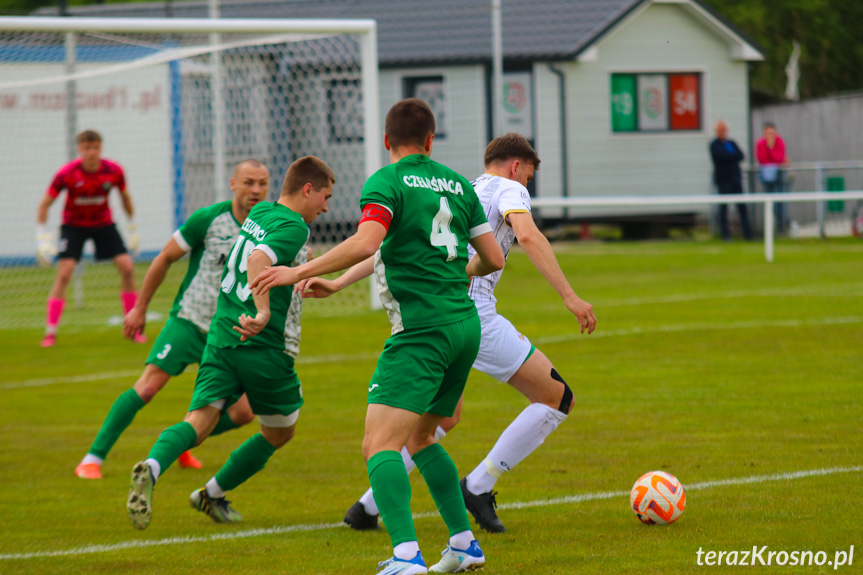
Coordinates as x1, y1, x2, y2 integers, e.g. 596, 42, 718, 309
1, 239, 861, 574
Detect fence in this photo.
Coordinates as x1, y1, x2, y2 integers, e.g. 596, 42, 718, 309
742, 161, 863, 237
533, 190, 863, 262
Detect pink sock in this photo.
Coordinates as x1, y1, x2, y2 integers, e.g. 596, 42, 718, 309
121, 291, 138, 314
46, 297, 65, 334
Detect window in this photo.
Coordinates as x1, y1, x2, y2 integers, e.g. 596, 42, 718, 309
610, 73, 701, 133
403, 75, 448, 139
327, 77, 364, 144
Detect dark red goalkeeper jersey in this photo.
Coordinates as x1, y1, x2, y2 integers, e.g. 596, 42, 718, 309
46, 158, 127, 227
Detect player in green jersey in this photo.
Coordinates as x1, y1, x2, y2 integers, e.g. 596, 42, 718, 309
251, 100, 505, 575
125, 156, 334, 531
74, 160, 267, 480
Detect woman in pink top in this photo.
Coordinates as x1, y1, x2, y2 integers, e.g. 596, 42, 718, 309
756, 122, 790, 232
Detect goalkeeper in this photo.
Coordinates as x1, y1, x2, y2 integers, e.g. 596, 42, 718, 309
74, 159, 268, 480
35, 129, 142, 348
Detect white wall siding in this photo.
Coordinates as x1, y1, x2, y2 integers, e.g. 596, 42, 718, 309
533, 62, 564, 217
379, 65, 487, 180
563, 3, 750, 216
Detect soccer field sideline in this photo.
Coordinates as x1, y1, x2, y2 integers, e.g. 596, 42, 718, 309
5, 312, 863, 391
2, 465, 860, 562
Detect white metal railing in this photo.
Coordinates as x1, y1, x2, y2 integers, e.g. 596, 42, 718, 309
532, 190, 863, 262
743, 161, 863, 237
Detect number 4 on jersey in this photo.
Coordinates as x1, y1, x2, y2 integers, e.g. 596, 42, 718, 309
430, 197, 458, 261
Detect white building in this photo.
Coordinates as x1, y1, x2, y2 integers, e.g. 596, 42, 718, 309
32, 0, 764, 239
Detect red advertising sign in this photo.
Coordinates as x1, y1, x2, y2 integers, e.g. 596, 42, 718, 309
669, 74, 700, 130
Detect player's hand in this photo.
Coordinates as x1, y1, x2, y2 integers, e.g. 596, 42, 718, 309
123, 306, 147, 341
251, 266, 298, 295
233, 310, 271, 341
295, 277, 339, 299
36, 233, 56, 267
127, 223, 140, 258
306, 246, 314, 261
566, 296, 597, 334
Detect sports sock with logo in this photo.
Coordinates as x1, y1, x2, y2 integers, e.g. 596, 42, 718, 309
146, 421, 197, 479
88, 388, 146, 459
413, 442, 471, 538
466, 402, 566, 495
367, 450, 417, 547
360, 425, 447, 515
213, 433, 277, 491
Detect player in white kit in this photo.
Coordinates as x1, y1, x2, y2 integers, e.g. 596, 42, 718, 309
300, 133, 597, 534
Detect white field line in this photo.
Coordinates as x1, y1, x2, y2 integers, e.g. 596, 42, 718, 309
593, 285, 862, 309
4, 314, 862, 390
1, 465, 860, 561
533, 315, 863, 346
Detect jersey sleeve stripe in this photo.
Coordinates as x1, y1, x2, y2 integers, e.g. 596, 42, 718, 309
253, 244, 278, 265
502, 209, 530, 227
469, 222, 493, 238
172, 229, 192, 253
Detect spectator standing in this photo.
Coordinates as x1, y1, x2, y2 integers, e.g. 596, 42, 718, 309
709, 120, 752, 241
756, 122, 790, 233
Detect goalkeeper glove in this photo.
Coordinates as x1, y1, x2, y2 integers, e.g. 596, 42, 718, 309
36, 226, 56, 268
127, 222, 140, 258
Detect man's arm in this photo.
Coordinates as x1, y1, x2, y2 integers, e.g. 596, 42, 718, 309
122, 238, 187, 340
36, 193, 55, 226
251, 221, 387, 295
233, 250, 272, 341
465, 232, 505, 277
509, 212, 597, 334
119, 189, 135, 219
295, 255, 375, 299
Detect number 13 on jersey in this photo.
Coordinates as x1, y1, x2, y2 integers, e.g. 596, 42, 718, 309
430, 197, 458, 261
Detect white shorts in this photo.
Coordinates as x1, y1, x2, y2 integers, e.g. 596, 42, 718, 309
473, 300, 534, 383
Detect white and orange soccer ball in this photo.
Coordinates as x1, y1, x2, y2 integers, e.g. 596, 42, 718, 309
629, 471, 686, 525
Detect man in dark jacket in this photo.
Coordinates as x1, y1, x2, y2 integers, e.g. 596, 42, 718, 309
710, 120, 753, 241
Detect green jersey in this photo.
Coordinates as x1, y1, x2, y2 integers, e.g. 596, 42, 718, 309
170, 200, 241, 332
361, 154, 491, 334
207, 201, 310, 355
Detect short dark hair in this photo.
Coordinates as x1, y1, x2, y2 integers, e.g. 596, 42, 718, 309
385, 98, 436, 150
763, 122, 776, 130
281, 156, 336, 197
76, 130, 102, 144
233, 158, 267, 178
484, 133, 540, 169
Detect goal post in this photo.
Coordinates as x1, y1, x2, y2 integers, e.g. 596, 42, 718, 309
0, 16, 380, 330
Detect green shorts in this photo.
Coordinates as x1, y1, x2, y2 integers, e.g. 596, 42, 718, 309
368, 314, 481, 417
146, 316, 207, 376
190, 344, 304, 418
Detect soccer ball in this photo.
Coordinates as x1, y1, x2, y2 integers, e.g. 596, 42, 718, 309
629, 471, 685, 525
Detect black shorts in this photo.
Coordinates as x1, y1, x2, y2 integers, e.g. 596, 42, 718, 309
58, 224, 128, 261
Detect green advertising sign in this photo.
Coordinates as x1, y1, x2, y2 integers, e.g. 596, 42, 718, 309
611, 74, 637, 132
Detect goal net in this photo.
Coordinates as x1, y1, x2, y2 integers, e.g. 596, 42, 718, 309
0, 17, 380, 332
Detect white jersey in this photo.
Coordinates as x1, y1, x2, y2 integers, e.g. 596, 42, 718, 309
467, 173, 532, 303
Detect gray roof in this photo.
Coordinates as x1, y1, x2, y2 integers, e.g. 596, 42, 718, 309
35, 0, 760, 67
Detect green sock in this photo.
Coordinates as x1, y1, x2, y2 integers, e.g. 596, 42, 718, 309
88, 389, 146, 459
147, 422, 197, 478
214, 433, 277, 492
367, 450, 416, 546
210, 411, 241, 437
413, 443, 471, 537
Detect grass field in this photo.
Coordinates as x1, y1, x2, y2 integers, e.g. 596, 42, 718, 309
1, 239, 861, 574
